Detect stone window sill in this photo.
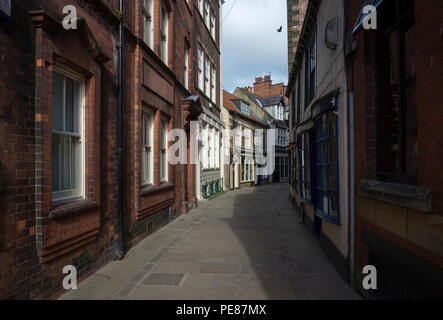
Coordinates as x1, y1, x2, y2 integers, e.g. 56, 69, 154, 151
358, 180, 432, 213
141, 182, 174, 196
49, 199, 99, 219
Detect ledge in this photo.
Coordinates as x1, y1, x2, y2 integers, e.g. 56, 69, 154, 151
49, 199, 99, 219
358, 180, 432, 213
141, 182, 174, 196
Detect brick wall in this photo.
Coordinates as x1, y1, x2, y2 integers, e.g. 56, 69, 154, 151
287, 0, 308, 74
0, 0, 213, 299
348, 0, 443, 297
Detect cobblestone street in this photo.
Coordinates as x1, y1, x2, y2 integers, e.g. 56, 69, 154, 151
61, 184, 359, 300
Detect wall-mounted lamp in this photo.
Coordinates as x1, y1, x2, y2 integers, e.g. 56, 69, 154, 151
325, 17, 338, 51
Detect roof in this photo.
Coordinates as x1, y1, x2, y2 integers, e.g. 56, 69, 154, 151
261, 96, 284, 107
238, 88, 265, 108
223, 90, 266, 126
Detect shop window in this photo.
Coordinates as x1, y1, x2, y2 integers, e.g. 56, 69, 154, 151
314, 112, 339, 223
298, 131, 311, 202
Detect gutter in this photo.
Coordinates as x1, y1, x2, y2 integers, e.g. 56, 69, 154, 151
116, 0, 125, 258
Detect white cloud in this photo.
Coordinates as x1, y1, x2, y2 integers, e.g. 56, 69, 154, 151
221, 0, 288, 92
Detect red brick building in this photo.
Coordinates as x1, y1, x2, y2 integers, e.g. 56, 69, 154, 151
0, 0, 220, 299
346, 0, 443, 298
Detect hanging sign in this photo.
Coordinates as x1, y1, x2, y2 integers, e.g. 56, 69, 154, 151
0, 0, 11, 20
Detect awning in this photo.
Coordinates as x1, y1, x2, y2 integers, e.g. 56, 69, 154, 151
352, 0, 384, 34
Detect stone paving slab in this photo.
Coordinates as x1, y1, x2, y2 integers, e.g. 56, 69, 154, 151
60, 184, 361, 300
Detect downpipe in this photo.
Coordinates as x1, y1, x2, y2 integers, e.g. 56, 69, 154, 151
116, 0, 125, 259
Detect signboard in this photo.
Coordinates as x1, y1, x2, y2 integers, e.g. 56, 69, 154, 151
0, 0, 11, 20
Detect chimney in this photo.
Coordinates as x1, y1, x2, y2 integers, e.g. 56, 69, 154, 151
255, 77, 264, 83
264, 75, 271, 81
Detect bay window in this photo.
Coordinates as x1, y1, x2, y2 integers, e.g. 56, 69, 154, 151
52, 70, 84, 202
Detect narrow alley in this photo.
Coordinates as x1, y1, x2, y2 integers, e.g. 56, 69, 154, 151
61, 184, 359, 300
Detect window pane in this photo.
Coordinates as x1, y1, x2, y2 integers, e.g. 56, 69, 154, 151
52, 134, 60, 191
52, 72, 64, 131
65, 78, 75, 133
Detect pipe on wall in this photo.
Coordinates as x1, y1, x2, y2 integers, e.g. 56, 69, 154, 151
116, 0, 125, 258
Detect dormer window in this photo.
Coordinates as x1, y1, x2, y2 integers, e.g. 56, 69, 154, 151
240, 101, 250, 116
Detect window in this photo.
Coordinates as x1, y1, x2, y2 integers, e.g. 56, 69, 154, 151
211, 64, 216, 101
52, 70, 84, 202
198, 46, 204, 90
298, 131, 311, 202
160, 118, 168, 182
244, 128, 252, 149
198, 0, 203, 15
184, 44, 189, 90
208, 127, 214, 168
241, 157, 254, 182
377, 0, 416, 185
280, 157, 289, 181
141, 109, 154, 185
143, 0, 154, 48
210, 11, 216, 39
205, 55, 210, 95
240, 101, 250, 116
204, 1, 210, 28
305, 31, 316, 107
315, 112, 339, 223
160, 3, 169, 64
202, 124, 209, 168
215, 130, 220, 168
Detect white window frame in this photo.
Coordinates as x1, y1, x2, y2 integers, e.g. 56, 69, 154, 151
184, 44, 189, 90
143, 0, 154, 48
215, 129, 220, 169
198, 0, 203, 15
160, 3, 169, 65
141, 108, 154, 186
160, 117, 169, 182
211, 64, 216, 102
210, 11, 216, 39
204, 1, 210, 28
205, 55, 210, 95
52, 67, 85, 203
198, 46, 204, 90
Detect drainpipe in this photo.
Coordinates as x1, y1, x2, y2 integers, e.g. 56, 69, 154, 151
344, 0, 355, 288
116, 0, 125, 258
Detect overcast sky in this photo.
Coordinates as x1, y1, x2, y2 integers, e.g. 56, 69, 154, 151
221, 0, 288, 93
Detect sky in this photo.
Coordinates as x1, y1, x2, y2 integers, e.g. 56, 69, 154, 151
221, 0, 288, 93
